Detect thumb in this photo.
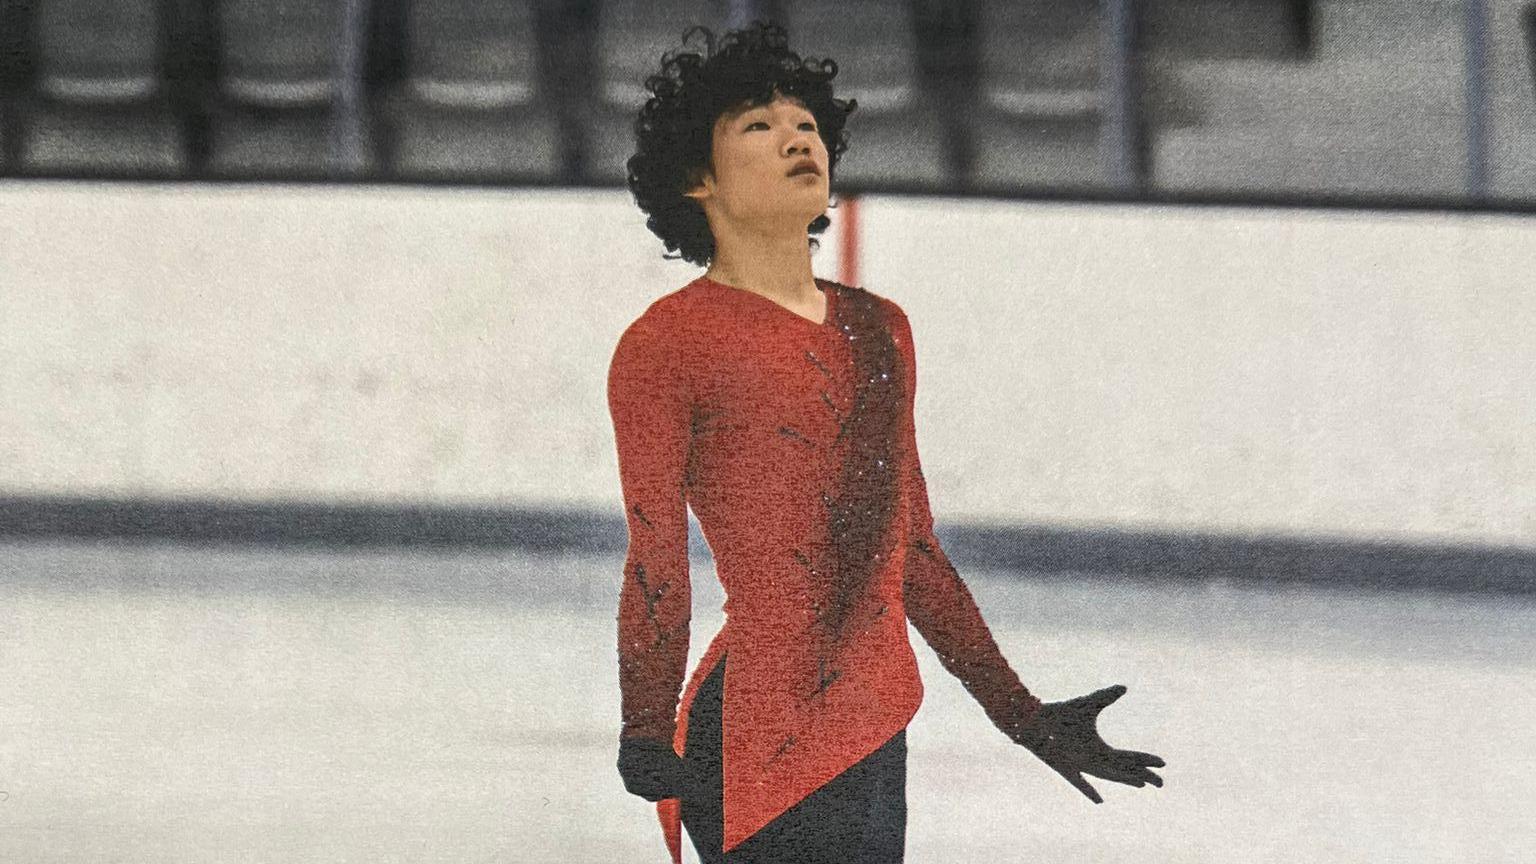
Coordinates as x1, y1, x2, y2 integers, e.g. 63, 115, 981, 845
1087, 685, 1127, 709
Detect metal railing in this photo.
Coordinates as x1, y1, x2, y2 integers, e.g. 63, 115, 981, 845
0, 0, 1530, 210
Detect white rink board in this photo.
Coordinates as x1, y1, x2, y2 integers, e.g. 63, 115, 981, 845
2, 181, 1535, 549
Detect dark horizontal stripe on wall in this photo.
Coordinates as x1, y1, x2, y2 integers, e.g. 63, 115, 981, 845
0, 495, 629, 556
954, 522, 1536, 597
1, 495, 1531, 596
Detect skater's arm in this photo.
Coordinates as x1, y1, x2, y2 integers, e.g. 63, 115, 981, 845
606, 315, 694, 745
890, 307, 1043, 738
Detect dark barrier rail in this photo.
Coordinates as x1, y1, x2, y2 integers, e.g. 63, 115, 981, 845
3, 494, 1532, 596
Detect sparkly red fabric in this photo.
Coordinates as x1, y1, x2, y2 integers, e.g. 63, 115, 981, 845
607, 276, 1041, 860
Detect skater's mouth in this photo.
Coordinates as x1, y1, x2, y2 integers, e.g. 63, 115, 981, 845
787, 160, 821, 177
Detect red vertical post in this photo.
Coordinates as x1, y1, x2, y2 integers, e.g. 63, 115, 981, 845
837, 194, 860, 287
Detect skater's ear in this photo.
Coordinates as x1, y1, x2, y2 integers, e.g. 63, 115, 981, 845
682, 163, 715, 203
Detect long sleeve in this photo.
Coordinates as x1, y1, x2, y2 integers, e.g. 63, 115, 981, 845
606, 315, 693, 744
893, 308, 1043, 738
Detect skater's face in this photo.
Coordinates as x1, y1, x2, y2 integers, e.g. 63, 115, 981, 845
684, 92, 830, 232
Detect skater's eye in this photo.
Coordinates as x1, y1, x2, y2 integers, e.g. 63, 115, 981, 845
745, 120, 817, 132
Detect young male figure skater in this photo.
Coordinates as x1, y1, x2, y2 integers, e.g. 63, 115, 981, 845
607, 22, 1165, 863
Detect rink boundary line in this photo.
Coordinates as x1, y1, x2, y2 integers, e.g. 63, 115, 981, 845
0, 494, 1532, 596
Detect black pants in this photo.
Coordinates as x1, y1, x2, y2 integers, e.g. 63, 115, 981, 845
679, 653, 908, 864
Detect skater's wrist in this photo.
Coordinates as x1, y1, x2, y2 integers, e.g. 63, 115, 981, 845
619, 707, 677, 745
1001, 691, 1047, 747
618, 734, 677, 760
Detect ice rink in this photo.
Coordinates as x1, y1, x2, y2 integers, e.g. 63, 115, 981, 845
2, 538, 1533, 863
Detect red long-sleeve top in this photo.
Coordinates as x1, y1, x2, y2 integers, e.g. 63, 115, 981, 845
607, 274, 1041, 861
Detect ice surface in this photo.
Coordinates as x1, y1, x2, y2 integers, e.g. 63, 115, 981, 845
1, 539, 1531, 863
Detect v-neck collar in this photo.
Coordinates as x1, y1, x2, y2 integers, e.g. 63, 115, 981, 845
698, 274, 835, 328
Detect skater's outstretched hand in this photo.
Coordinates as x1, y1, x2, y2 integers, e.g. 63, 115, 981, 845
1008, 685, 1165, 804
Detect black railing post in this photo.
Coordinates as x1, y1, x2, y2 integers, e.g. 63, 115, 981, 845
1103, 0, 1142, 193
1464, 0, 1491, 200
330, 0, 372, 179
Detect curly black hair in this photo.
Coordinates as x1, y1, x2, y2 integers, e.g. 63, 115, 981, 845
626, 20, 858, 267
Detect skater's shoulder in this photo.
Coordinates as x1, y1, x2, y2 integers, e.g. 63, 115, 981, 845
634, 282, 695, 320
609, 281, 712, 369
617, 281, 699, 335
815, 278, 910, 322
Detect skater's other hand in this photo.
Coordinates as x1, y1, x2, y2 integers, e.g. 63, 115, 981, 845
1009, 685, 1165, 804
617, 736, 695, 802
